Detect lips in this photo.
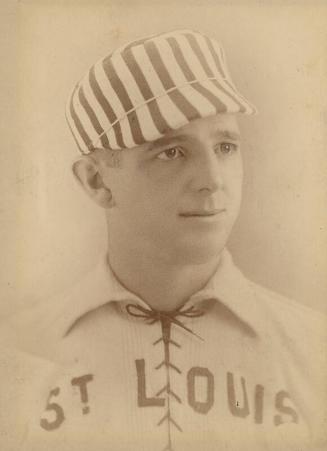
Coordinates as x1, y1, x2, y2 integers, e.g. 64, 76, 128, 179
179, 208, 226, 217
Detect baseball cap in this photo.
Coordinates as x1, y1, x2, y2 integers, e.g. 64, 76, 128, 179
66, 29, 257, 154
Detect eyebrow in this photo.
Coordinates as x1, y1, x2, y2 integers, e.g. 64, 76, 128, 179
215, 130, 241, 141
146, 129, 241, 152
147, 134, 189, 152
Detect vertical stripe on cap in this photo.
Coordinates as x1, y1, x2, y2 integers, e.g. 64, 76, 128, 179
205, 39, 255, 113
144, 40, 200, 122
82, 73, 120, 149
204, 36, 226, 79
117, 30, 178, 55
202, 79, 241, 112
73, 86, 101, 150
166, 36, 195, 81
210, 79, 246, 113
89, 65, 125, 149
65, 100, 86, 153
112, 52, 162, 142
195, 34, 227, 81
94, 61, 135, 148
183, 32, 214, 78
69, 86, 93, 151
212, 41, 235, 86
209, 39, 255, 113
181, 33, 250, 113
132, 45, 188, 129
122, 47, 171, 136
171, 35, 209, 81
78, 86, 110, 149
213, 77, 256, 114
103, 56, 145, 146
192, 35, 249, 112
167, 36, 229, 113
119, 34, 156, 54
155, 38, 216, 118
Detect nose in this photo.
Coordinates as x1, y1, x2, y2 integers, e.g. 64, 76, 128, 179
189, 148, 224, 194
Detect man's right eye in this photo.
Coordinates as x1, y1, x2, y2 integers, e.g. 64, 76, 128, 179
156, 147, 184, 161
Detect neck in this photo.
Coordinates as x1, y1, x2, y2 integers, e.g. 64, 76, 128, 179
107, 232, 221, 312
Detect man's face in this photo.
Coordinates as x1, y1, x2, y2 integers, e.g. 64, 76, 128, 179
100, 114, 243, 264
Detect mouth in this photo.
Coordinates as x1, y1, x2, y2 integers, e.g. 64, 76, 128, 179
179, 208, 226, 218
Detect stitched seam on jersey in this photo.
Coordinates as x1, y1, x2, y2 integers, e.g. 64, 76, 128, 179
156, 318, 182, 451
125, 304, 204, 451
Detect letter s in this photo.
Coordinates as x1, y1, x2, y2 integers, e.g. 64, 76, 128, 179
274, 390, 299, 426
40, 387, 65, 431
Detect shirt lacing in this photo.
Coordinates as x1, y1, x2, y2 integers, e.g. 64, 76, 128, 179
126, 302, 205, 451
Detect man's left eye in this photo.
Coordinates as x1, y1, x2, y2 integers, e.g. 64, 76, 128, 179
217, 142, 238, 154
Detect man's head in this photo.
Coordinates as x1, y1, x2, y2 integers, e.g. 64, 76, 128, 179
67, 29, 256, 265
73, 113, 242, 264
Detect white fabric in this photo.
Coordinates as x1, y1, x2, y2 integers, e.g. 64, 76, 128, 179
0, 250, 326, 451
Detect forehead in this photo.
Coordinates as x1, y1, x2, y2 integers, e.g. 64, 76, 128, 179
145, 114, 240, 150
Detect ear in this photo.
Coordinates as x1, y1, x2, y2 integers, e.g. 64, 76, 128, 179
72, 155, 115, 208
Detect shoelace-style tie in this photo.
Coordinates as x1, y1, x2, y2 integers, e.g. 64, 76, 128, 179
126, 303, 204, 341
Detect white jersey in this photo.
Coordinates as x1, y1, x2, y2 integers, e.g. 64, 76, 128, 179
1, 250, 326, 451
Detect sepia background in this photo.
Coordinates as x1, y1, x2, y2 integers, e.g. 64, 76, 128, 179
1, 0, 326, 319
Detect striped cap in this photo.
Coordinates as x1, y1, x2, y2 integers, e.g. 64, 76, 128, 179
66, 29, 257, 154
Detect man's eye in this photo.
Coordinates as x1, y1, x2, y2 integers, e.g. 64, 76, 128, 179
217, 142, 238, 155
157, 147, 184, 161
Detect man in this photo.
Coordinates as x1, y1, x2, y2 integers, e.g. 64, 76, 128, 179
1, 29, 326, 451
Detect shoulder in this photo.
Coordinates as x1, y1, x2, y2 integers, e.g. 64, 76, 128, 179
243, 277, 327, 427
247, 279, 326, 341
0, 263, 107, 360
0, 289, 72, 362
242, 276, 327, 388
224, 252, 326, 346
0, 256, 126, 362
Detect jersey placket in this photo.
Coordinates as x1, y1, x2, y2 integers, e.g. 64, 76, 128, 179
155, 315, 183, 451
126, 303, 204, 451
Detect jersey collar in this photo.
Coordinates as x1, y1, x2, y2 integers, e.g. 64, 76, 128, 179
6, 249, 260, 361
59, 248, 259, 339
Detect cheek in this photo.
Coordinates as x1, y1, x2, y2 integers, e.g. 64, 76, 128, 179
109, 173, 172, 218
116, 181, 145, 209
132, 162, 182, 208
225, 159, 243, 197
103, 170, 138, 209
